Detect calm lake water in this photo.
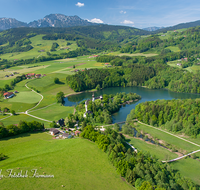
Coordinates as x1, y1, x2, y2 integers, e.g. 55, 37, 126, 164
64, 86, 200, 123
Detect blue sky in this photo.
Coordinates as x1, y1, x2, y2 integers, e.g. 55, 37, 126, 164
0, 0, 200, 28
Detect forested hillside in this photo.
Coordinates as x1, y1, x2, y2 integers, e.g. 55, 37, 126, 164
130, 99, 200, 138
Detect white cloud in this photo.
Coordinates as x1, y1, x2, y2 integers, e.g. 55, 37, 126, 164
88, 18, 104, 24
75, 2, 84, 7
120, 11, 127, 14
121, 20, 134, 24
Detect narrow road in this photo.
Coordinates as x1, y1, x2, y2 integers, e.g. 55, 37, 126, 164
0, 113, 12, 121
137, 121, 200, 147
125, 142, 137, 153
26, 113, 52, 123
162, 149, 200, 163
25, 83, 44, 113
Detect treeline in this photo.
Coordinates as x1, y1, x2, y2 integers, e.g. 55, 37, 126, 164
43, 33, 119, 51
0, 120, 44, 139
80, 126, 198, 190
66, 66, 155, 92
96, 54, 200, 94
0, 47, 90, 70
130, 99, 200, 138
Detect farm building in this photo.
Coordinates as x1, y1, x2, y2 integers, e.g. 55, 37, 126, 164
49, 128, 60, 135
3, 92, 14, 99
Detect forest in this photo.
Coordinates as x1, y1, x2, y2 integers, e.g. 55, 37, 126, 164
66, 66, 155, 92
80, 125, 199, 190
128, 99, 200, 138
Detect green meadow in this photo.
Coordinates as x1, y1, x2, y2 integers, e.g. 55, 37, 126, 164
0, 133, 133, 190
125, 136, 177, 161
124, 127, 200, 185
0, 35, 79, 61
0, 114, 51, 127
136, 123, 199, 152
29, 104, 74, 122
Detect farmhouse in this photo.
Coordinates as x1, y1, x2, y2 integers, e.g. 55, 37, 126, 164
3, 92, 14, 99
35, 74, 42, 78
26, 73, 35, 79
49, 128, 60, 135
61, 133, 70, 139
75, 130, 81, 136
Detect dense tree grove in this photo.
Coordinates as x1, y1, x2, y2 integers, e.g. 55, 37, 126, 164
56, 91, 65, 104
0, 121, 44, 138
128, 99, 200, 138
80, 126, 199, 190
66, 66, 155, 92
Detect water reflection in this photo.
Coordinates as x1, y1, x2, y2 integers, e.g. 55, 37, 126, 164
64, 86, 200, 123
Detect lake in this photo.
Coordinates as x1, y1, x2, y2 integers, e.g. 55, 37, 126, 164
64, 86, 200, 123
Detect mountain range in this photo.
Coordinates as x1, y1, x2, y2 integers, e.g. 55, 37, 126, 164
1, 14, 200, 32
0, 14, 96, 31
143, 26, 164, 31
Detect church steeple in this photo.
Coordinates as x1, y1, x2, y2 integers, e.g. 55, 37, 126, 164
92, 93, 95, 102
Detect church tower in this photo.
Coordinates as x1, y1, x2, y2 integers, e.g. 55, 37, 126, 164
92, 93, 95, 102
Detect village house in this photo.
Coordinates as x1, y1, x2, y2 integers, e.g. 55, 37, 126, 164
35, 74, 42, 78
49, 128, 60, 136
75, 130, 81, 136
61, 133, 70, 139
3, 92, 14, 99
26, 73, 35, 78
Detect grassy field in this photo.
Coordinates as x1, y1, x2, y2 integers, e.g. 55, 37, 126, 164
106, 52, 158, 57
171, 157, 200, 185
0, 114, 51, 127
123, 127, 200, 185
29, 104, 74, 122
125, 135, 177, 160
136, 123, 199, 152
0, 133, 133, 190
0, 55, 106, 124
0, 35, 78, 61
165, 46, 180, 52
8, 91, 41, 104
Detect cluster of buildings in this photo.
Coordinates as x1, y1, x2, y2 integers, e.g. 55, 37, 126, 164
89, 55, 99, 58
4, 72, 19, 78
26, 73, 46, 79
49, 128, 81, 139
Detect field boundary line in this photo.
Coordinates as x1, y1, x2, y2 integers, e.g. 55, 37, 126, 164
24, 83, 44, 113
28, 103, 57, 113
137, 121, 200, 147
0, 113, 12, 121
162, 149, 200, 163
26, 113, 52, 123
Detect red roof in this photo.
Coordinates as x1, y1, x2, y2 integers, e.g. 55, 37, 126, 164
75, 131, 81, 135
26, 73, 35, 76
4, 92, 13, 96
